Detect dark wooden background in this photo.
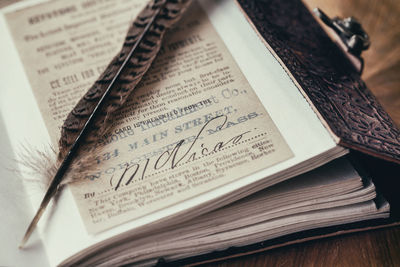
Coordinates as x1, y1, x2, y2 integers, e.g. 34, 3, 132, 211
205, 0, 400, 266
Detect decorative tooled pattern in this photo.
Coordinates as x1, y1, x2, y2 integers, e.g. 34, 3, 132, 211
237, 0, 400, 163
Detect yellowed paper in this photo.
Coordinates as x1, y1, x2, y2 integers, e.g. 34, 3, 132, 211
6, 0, 293, 233
6, 0, 147, 143
0, 1, 24, 9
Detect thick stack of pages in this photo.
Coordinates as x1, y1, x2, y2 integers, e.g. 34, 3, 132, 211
0, 0, 397, 266
68, 158, 388, 266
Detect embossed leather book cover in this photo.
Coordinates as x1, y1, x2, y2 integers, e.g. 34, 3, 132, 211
237, 0, 400, 164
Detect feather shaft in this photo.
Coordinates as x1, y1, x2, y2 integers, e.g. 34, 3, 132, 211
20, 0, 192, 247
58, 0, 192, 159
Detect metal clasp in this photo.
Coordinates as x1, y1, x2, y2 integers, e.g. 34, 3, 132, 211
313, 8, 370, 74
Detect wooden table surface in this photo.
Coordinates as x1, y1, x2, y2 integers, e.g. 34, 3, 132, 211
205, 0, 400, 266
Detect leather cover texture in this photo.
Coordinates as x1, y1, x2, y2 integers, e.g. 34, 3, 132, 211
237, 0, 400, 164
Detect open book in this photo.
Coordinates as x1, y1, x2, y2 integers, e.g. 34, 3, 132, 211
0, 0, 398, 266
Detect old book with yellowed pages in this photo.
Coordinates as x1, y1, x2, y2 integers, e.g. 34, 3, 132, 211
0, 0, 399, 266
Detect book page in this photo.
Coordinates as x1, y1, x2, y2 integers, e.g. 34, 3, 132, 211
1, 0, 344, 264
0, 0, 24, 9
5, 0, 293, 233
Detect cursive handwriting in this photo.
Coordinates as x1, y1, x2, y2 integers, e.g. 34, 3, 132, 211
112, 115, 250, 190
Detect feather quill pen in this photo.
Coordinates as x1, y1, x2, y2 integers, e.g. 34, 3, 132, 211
20, 0, 192, 248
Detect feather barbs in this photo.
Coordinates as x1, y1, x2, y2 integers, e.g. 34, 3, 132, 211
58, 0, 192, 160
20, 0, 192, 248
